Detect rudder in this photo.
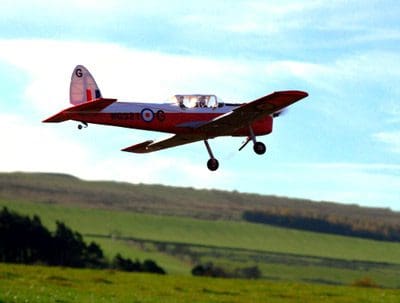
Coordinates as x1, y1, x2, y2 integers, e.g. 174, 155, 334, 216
70, 65, 102, 105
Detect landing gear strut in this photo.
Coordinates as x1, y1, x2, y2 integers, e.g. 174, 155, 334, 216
204, 140, 219, 171
238, 126, 266, 155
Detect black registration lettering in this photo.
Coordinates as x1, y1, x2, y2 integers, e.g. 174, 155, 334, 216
111, 113, 136, 121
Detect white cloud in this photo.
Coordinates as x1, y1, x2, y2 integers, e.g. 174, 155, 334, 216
0, 110, 235, 190
374, 131, 400, 154
0, 113, 90, 174
0, 39, 256, 114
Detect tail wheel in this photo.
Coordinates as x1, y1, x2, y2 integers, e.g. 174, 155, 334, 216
207, 158, 219, 171
253, 142, 266, 155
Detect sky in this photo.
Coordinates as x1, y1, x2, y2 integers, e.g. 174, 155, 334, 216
0, 0, 399, 210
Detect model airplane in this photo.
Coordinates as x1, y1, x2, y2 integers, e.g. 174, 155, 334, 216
43, 65, 308, 171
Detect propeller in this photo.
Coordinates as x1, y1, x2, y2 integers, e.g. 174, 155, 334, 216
272, 109, 288, 118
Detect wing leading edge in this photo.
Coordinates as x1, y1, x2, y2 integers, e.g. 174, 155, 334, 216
196, 90, 308, 135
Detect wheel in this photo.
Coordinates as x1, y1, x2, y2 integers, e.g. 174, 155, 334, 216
253, 142, 266, 155
207, 158, 219, 171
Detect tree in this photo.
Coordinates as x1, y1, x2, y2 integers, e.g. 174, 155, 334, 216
112, 253, 142, 272
142, 259, 166, 274
85, 242, 106, 268
51, 221, 87, 267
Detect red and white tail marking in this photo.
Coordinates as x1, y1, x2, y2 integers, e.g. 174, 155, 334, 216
86, 88, 93, 101
70, 65, 102, 105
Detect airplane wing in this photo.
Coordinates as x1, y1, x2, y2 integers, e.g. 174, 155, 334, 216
122, 134, 203, 153
43, 98, 117, 122
122, 90, 307, 154
196, 90, 308, 135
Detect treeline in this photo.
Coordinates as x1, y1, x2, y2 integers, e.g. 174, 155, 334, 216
0, 207, 165, 274
243, 210, 400, 242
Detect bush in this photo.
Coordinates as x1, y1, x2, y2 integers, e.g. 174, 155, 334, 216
191, 262, 228, 278
112, 254, 165, 274
351, 277, 380, 288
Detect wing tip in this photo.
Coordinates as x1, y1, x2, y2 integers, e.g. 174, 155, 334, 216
276, 90, 308, 99
42, 112, 68, 123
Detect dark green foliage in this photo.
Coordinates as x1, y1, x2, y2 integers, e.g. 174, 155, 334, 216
0, 207, 105, 267
191, 263, 228, 278
0, 207, 52, 263
0, 207, 165, 274
112, 254, 165, 274
142, 259, 166, 274
86, 242, 105, 268
112, 253, 142, 272
242, 210, 400, 242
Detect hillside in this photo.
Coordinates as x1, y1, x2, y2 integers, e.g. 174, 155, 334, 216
2, 199, 400, 288
2, 172, 400, 287
0, 172, 398, 224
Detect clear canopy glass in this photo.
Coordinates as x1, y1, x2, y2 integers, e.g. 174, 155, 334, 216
172, 94, 220, 109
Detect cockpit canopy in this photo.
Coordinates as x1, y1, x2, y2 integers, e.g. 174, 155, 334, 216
172, 94, 222, 109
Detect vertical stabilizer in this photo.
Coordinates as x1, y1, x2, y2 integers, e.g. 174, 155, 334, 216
70, 65, 102, 105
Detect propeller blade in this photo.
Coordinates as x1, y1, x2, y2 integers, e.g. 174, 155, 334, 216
272, 108, 288, 118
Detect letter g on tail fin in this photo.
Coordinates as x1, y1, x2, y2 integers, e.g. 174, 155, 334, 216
70, 65, 102, 105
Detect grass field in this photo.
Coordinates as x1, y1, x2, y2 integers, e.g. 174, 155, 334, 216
1, 263, 400, 303
2, 199, 400, 264
2, 199, 400, 288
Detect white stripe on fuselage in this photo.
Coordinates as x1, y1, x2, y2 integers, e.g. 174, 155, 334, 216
102, 101, 237, 114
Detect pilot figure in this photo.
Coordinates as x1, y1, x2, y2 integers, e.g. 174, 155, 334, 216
177, 95, 185, 109
198, 96, 206, 108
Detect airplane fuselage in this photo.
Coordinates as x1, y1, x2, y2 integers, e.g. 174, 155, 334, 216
69, 101, 273, 138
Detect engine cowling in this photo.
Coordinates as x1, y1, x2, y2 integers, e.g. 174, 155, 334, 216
232, 115, 273, 137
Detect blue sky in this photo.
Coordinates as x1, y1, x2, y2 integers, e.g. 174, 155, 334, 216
0, 1, 399, 210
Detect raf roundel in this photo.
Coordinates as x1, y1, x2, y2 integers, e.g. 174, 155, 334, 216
141, 108, 154, 122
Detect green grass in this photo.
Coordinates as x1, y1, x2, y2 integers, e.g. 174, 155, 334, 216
2, 200, 400, 288
1, 263, 400, 303
2, 199, 400, 264
85, 236, 191, 275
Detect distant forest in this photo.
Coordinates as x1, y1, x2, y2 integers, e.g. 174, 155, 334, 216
0, 207, 165, 274
243, 210, 400, 242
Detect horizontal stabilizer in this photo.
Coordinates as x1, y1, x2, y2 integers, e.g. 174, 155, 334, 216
122, 140, 154, 153
43, 98, 117, 123
122, 134, 203, 154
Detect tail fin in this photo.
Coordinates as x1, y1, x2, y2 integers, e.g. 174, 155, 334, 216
70, 65, 102, 105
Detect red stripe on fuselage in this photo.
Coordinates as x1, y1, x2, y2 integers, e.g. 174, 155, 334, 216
66, 112, 273, 137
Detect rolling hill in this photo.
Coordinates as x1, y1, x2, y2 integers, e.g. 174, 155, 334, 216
1, 171, 399, 224
2, 171, 400, 288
